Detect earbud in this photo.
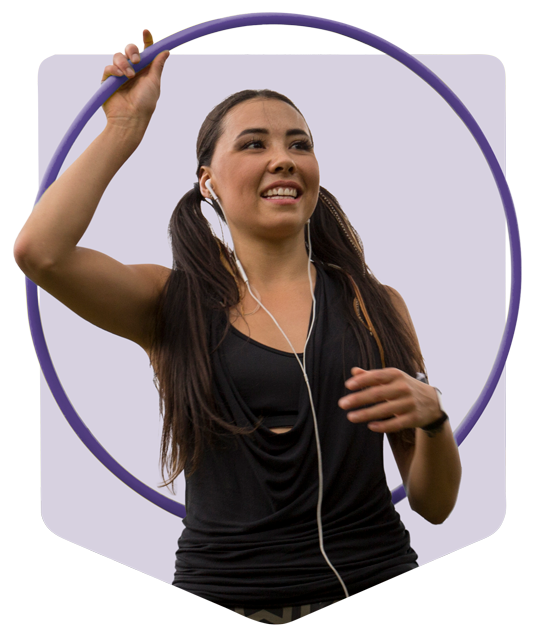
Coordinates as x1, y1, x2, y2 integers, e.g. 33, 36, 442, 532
206, 179, 218, 201
204, 178, 247, 284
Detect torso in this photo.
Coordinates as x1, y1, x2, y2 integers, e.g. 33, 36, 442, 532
175, 263, 419, 606
228, 267, 317, 434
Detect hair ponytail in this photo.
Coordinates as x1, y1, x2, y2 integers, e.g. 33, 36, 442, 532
310, 186, 425, 376
151, 186, 249, 491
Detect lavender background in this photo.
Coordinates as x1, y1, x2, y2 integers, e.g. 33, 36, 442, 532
39, 55, 505, 585
0, 0, 537, 633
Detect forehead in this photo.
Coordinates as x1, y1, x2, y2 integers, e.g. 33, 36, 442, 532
220, 98, 310, 139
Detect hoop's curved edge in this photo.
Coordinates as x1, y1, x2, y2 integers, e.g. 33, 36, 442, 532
25, 277, 186, 518
30, 12, 521, 515
36, 79, 130, 203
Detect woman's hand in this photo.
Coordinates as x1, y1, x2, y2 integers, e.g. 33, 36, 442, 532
339, 366, 462, 524
338, 367, 442, 434
101, 30, 170, 129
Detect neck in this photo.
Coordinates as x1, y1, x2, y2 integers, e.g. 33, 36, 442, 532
231, 230, 314, 292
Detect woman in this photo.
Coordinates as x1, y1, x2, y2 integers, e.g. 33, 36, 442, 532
15, 31, 461, 624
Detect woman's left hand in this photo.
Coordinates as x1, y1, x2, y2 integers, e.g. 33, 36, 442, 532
338, 367, 442, 434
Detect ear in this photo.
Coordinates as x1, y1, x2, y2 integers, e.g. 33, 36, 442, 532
199, 168, 214, 199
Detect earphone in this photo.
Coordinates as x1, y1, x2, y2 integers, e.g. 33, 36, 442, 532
204, 178, 217, 202
206, 179, 249, 284
203, 178, 350, 599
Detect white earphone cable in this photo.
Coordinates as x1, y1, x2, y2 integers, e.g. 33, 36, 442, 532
243, 222, 349, 599
205, 181, 349, 599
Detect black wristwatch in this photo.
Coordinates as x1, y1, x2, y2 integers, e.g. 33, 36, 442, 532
415, 375, 448, 433
421, 387, 448, 432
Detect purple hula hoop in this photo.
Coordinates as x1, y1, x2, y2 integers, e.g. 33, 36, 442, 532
28, 13, 521, 516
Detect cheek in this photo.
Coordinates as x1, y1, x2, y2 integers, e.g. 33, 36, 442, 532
218, 167, 261, 210
307, 168, 320, 194
312, 159, 321, 181
227, 164, 262, 197
303, 156, 320, 182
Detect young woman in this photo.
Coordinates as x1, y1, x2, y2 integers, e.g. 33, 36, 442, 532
15, 31, 461, 624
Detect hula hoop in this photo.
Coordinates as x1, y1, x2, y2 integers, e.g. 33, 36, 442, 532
28, 13, 521, 515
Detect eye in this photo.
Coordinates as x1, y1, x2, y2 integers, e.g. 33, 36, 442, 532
291, 139, 314, 151
241, 138, 265, 150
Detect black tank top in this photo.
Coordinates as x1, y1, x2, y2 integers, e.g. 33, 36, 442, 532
220, 323, 306, 429
173, 263, 418, 608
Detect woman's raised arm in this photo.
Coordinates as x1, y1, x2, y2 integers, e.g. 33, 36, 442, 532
14, 31, 171, 354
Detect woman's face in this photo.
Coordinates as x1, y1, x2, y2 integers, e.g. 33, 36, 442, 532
199, 98, 320, 242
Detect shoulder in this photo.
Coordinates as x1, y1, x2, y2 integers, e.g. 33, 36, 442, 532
384, 284, 413, 330
384, 285, 411, 322
383, 284, 422, 350
129, 264, 172, 296
127, 264, 172, 354
127, 263, 173, 310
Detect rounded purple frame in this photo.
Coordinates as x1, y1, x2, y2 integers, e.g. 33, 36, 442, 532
28, 13, 521, 516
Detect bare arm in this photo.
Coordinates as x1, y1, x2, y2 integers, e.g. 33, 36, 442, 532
14, 32, 171, 354
385, 286, 461, 524
338, 286, 462, 524
388, 419, 461, 524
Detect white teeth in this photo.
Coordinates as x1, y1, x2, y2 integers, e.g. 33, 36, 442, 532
262, 187, 298, 198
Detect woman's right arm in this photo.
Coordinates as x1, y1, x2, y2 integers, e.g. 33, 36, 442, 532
14, 32, 171, 355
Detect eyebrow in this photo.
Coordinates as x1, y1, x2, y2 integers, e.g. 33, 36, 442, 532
234, 128, 311, 141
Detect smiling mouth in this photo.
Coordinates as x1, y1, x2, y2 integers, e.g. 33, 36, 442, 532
261, 187, 299, 200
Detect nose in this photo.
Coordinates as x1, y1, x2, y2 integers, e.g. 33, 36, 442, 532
268, 146, 297, 174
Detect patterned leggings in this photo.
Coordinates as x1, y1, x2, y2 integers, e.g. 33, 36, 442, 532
172, 588, 427, 625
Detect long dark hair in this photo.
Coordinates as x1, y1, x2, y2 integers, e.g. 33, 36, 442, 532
151, 90, 424, 490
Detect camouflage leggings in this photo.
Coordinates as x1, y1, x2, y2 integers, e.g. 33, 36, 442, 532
172, 588, 427, 625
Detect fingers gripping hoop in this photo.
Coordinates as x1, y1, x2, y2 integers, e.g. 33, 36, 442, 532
28, 13, 521, 516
